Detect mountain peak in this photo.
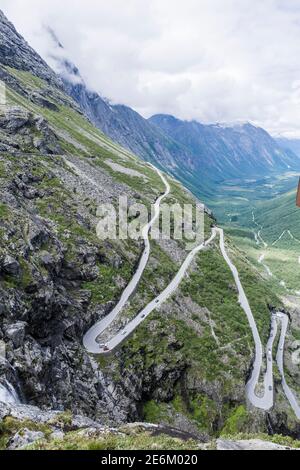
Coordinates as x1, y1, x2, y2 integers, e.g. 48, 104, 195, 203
0, 9, 61, 88
43, 26, 84, 86
150, 113, 178, 122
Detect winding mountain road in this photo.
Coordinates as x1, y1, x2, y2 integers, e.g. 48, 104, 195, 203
218, 227, 300, 417
83, 168, 300, 419
84, 230, 216, 353
276, 313, 300, 419
83, 164, 171, 353
217, 228, 274, 410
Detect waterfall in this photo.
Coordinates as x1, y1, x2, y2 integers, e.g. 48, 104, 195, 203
0, 380, 20, 405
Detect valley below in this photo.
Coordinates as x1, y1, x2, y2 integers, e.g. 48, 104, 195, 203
206, 169, 300, 428
217, 170, 300, 298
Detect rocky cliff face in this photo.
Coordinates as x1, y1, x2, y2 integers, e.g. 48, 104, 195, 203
0, 107, 62, 154
0, 11, 61, 88
62, 72, 193, 180
1, 402, 298, 450
0, 9, 300, 443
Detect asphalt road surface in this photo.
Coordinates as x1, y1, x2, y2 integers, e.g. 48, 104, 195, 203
217, 228, 274, 410
276, 313, 300, 419
82, 166, 300, 419
218, 228, 300, 418
83, 164, 171, 353
85, 230, 216, 353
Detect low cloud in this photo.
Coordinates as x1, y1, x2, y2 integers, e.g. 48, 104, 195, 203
1, 0, 300, 137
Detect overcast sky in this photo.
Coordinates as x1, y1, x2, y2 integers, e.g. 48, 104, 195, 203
1, 0, 300, 137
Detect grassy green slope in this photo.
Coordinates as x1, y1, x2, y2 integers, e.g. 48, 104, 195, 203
253, 190, 300, 246
0, 65, 296, 436
224, 188, 300, 292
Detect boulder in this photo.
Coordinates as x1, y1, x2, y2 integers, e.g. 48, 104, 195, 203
2, 255, 20, 276
49, 430, 65, 440
216, 439, 298, 451
8, 429, 45, 450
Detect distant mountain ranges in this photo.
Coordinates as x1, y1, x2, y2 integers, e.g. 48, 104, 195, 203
44, 32, 300, 199
276, 137, 300, 159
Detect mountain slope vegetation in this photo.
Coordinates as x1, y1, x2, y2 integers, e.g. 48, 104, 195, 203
0, 9, 299, 444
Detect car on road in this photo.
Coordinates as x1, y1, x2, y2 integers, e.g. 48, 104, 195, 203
269, 386, 273, 391
155, 299, 160, 304
122, 331, 127, 336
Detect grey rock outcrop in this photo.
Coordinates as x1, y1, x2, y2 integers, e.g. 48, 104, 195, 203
8, 429, 45, 450
0, 10, 61, 88
0, 108, 62, 155
216, 438, 299, 451
4, 322, 27, 348
2, 255, 20, 276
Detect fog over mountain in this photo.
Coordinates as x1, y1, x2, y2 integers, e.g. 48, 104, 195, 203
2, 0, 300, 137
51, 36, 300, 199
